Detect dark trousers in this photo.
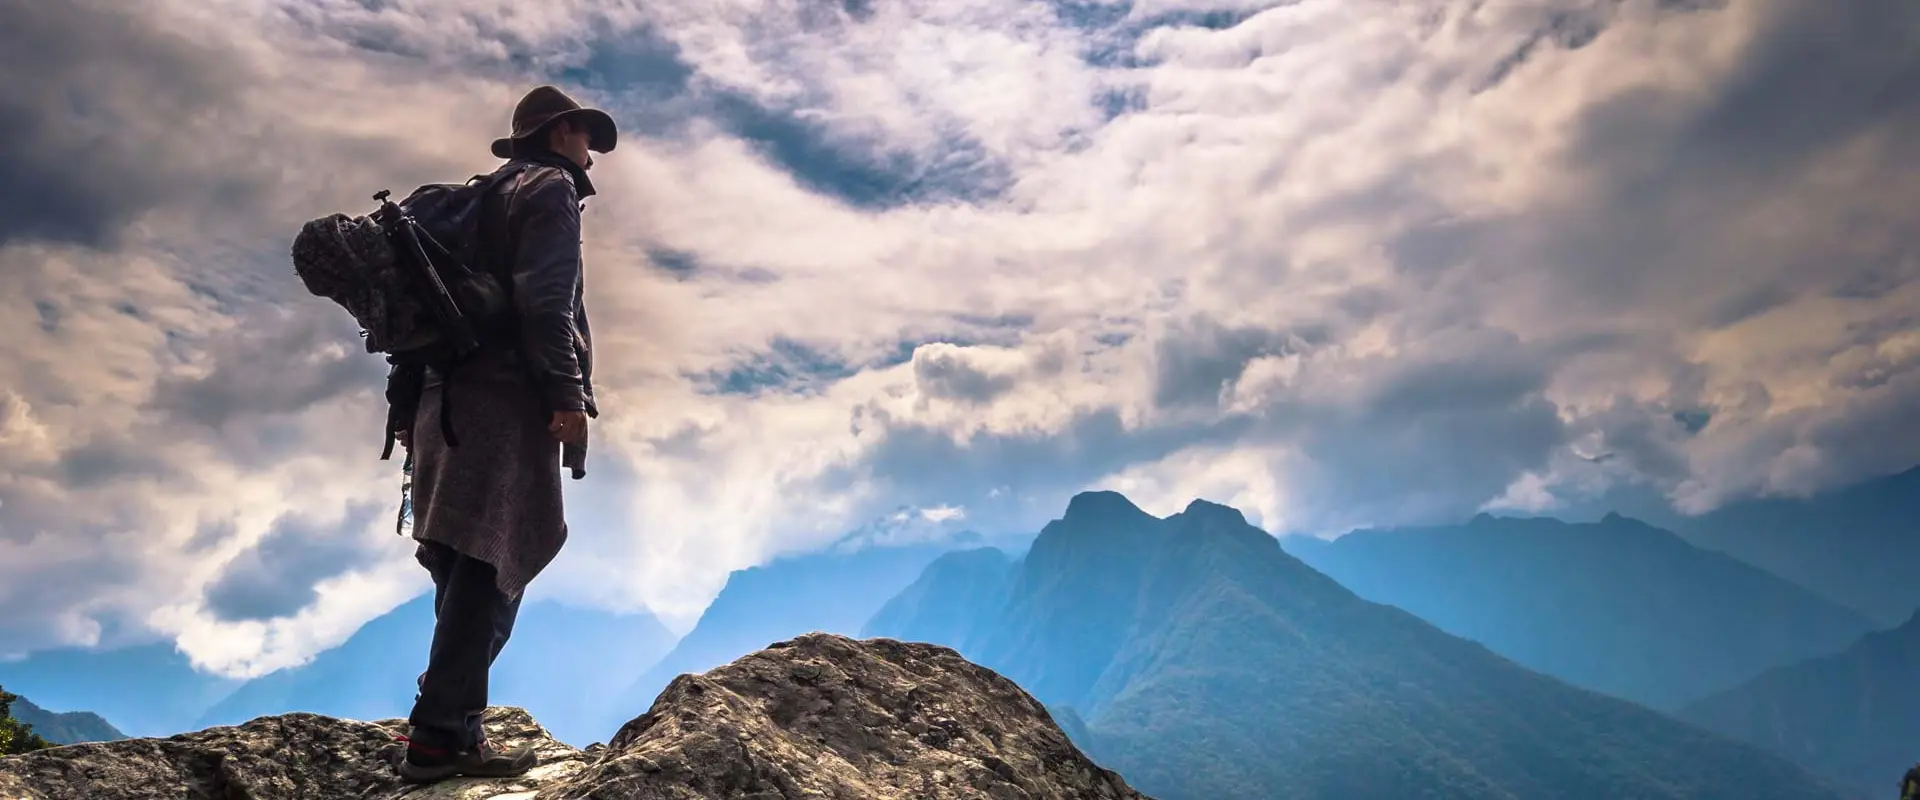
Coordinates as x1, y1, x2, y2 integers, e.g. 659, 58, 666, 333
407, 540, 523, 750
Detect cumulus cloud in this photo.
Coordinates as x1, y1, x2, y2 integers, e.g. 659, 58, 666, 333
202, 503, 386, 623
0, 0, 257, 248
1, 0, 1917, 674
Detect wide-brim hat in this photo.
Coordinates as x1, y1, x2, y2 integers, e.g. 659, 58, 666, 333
490, 85, 618, 159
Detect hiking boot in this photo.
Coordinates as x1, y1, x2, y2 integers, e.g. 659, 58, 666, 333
395, 735, 538, 783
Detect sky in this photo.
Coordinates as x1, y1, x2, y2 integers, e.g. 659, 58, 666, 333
1, 0, 1916, 678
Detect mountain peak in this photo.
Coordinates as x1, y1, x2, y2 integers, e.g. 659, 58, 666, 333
1180, 498, 1249, 527
1592, 512, 1684, 544
1062, 490, 1153, 525
1600, 511, 1655, 528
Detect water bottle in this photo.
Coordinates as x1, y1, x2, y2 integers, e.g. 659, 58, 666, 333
395, 450, 416, 537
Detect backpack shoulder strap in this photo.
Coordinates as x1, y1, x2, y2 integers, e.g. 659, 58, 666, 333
492, 164, 544, 276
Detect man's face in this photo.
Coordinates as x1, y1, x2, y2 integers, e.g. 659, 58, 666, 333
552, 120, 593, 169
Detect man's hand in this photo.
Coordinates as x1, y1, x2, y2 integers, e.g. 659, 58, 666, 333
396, 429, 412, 450
549, 410, 589, 444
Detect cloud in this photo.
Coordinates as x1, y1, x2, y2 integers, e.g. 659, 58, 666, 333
1, 0, 1917, 675
1150, 318, 1301, 411
202, 503, 386, 623
0, 0, 257, 248
147, 306, 385, 436
911, 342, 1034, 404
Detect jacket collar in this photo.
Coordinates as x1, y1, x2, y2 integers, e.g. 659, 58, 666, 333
511, 150, 597, 199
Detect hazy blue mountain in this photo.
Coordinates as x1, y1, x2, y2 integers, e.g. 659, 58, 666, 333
860, 546, 1016, 651
1677, 464, 1920, 626
8, 694, 125, 744
0, 642, 240, 737
1284, 512, 1874, 709
196, 595, 674, 746
1680, 610, 1920, 797
608, 532, 991, 728
194, 599, 430, 733
873, 491, 1850, 800
1047, 703, 1094, 751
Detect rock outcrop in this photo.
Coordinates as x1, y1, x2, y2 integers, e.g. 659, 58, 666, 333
0, 633, 1149, 800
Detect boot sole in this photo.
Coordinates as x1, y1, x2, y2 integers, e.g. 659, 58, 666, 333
396, 761, 464, 784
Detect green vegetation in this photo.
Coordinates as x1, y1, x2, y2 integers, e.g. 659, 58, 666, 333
0, 687, 53, 756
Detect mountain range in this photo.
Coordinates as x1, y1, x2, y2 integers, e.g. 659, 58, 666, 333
861, 546, 1019, 652
1283, 512, 1874, 709
7, 693, 124, 745
602, 530, 1006, 731
1676, 465, 1920, 627
867, 492, 1851, 799
1680, 609, 1920, 797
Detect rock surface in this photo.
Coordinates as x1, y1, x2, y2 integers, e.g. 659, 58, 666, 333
0, 633, 1149, 800
0, 706, 582, 800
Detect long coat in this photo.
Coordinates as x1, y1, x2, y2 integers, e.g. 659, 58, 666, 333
395, 151, 599, 600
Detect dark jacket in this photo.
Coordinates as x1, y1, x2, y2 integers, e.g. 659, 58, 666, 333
423, 151, 598, 418
490, 151, 598, 418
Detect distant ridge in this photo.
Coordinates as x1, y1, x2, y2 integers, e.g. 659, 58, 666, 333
1287, 511, 1874, 709
9, 694, 125, 745
869, 491, 1850, 799
1678, 464, 1920, 626
608, 529, 992, 731
1681, 609, 1920, 796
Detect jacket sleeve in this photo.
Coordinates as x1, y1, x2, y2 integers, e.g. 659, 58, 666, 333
510, 170, 587, 412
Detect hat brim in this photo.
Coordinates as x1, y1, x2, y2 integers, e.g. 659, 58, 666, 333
491, 107, 618, 159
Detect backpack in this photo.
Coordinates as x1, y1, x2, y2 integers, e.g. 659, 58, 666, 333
290, 163, 534, 461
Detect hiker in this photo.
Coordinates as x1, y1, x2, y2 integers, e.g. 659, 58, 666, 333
389, 84, 613, 784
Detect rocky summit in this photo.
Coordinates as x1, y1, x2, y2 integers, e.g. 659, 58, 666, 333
0, 633, 1148, 800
